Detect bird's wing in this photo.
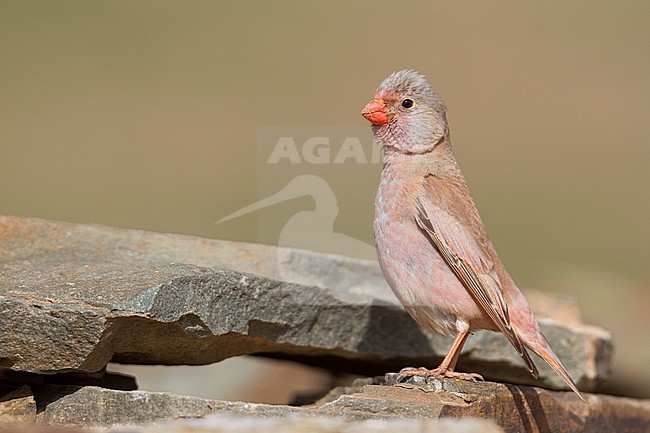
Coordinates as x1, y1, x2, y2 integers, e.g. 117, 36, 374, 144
415, 176, 538, 377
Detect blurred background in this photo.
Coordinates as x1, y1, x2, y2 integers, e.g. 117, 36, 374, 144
1, 1, 648, 400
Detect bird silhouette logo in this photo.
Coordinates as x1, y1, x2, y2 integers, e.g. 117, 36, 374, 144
217, 174, 376, 259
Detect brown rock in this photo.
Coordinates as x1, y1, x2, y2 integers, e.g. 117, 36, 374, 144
1, 380, 648, 432
318, 375, 650, 433
0, 386, 36, 425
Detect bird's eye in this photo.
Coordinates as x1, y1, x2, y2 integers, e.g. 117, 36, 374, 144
401, 99, 414, 109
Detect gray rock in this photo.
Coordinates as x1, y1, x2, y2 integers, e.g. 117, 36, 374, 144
0, 216, 611, 391
4, 380, 649, 432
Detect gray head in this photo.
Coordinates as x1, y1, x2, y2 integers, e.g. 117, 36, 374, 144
361, 70, 448, 153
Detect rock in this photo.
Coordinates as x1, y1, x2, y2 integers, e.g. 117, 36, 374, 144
0, 386, 36, 425
319, 376, 650, 433
0, 216, 611, 391
3, 380, 649, 432
119, 414, 505, 433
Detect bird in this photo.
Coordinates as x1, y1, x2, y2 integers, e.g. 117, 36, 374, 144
361, 69, 584, 401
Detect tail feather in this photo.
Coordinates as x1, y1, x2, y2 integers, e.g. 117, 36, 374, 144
526, 338, 585, 403
520, 345, 540, 379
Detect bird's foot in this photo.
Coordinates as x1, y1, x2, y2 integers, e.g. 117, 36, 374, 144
396, 366, 484, 383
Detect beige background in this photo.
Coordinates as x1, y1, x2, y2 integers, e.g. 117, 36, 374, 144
1, 1, 648, 399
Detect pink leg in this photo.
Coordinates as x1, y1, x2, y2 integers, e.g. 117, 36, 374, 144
397, 328, 483, 382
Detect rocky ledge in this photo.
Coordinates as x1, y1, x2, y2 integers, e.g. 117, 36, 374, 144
1, 215, 644, 432
0, 216, 611, 391
2, 375, 649, 433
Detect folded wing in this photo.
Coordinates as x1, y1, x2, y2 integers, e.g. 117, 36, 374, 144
415, 175, 539, 378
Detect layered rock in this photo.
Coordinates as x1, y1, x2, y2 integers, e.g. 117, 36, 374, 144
0, 216, 611, 392
2, 376, 649, 433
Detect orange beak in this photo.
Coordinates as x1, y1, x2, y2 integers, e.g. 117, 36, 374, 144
362, 98, 390, 125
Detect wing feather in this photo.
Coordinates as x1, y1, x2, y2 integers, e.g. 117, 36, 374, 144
414, 195, 539, 378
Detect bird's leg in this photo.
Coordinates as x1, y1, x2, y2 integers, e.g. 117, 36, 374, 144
445, 328, 468, 372
397, 328, 483, 382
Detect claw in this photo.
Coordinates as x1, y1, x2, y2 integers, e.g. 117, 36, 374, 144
396, 366, 430, 383
396, 366, 484, 383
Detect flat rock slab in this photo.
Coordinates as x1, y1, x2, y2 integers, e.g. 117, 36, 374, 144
0, 216, 611, 391
1, 378, 649, 432
122, 415, 504, 433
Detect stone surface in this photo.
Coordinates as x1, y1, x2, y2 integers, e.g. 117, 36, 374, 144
0, 216, 611, 391
116, 414, 504, 433
321, 376, 650, 433
1, 379, 648, 432
0, 386, 36, 425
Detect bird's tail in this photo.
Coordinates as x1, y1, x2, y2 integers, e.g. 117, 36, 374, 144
525, 335, 585, 403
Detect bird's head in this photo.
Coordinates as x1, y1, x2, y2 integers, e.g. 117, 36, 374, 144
362, 70, 448, 154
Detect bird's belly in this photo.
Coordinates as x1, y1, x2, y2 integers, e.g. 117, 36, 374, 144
374, 217, 490, 336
